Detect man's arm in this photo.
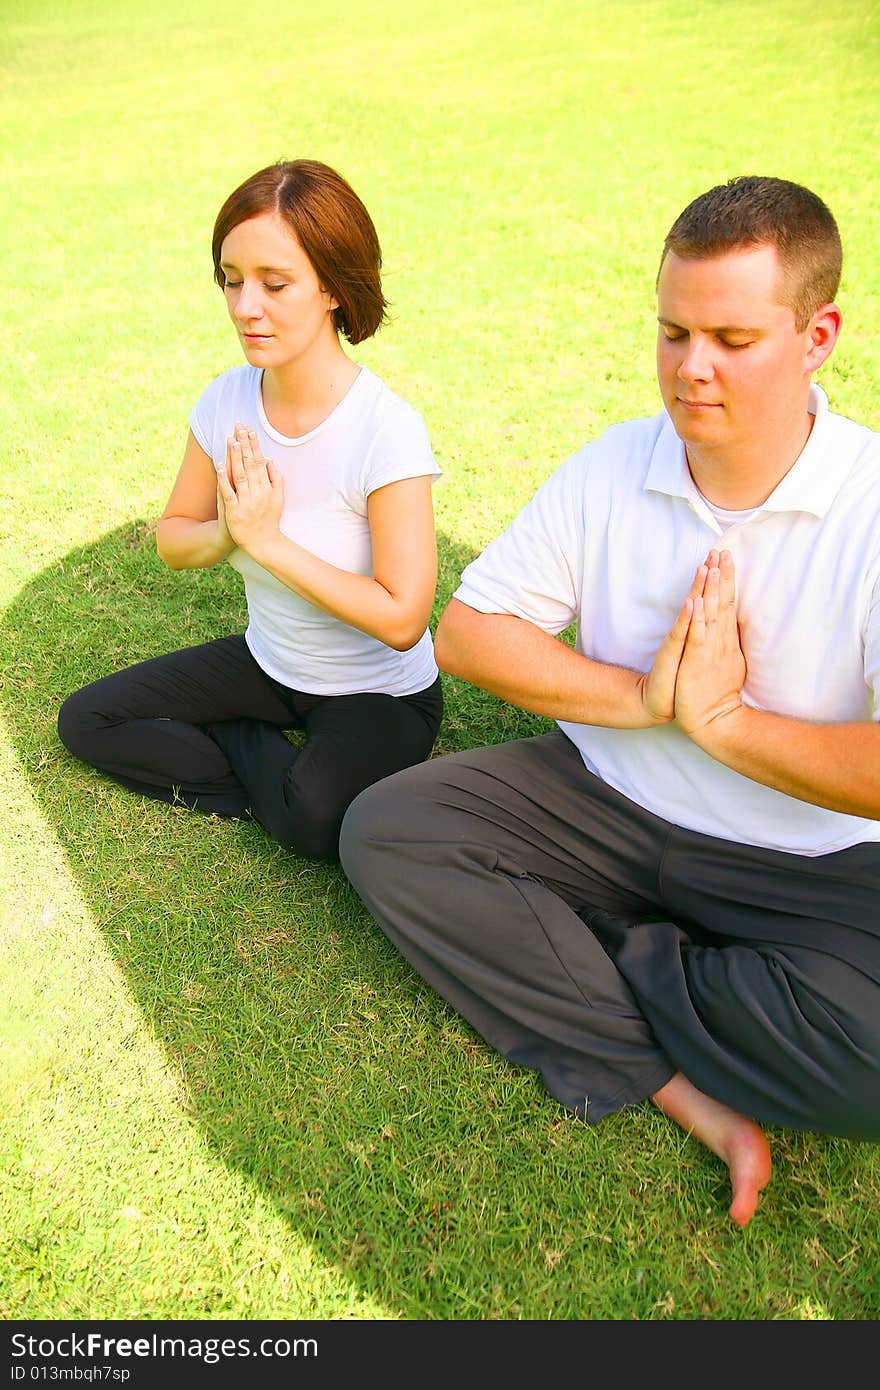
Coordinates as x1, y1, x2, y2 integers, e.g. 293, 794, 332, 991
676, 550, 880, 819
693, 708, 880, 819
435, 583, 703, 731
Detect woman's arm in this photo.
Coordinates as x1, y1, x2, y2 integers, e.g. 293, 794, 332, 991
221, 426, 437, 650
156, 430, 235, 570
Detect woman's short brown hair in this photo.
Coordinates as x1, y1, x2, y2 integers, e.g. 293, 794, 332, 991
212, 159, 389, 344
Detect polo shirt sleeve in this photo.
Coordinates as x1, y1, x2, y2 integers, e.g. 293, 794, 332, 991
863, 578, 880, 720
455, 449, 587, 635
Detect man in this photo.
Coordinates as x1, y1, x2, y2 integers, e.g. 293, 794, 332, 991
339, 176, 880, 1227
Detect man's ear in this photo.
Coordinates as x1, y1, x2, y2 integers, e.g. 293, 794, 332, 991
804, 302, 842, 372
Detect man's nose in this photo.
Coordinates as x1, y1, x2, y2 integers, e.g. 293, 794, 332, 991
677, 335, 714, 383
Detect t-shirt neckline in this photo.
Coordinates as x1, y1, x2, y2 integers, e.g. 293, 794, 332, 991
256, 365, 367, 446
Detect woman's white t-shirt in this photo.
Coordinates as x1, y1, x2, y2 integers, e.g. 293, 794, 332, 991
190, 364, 441, 697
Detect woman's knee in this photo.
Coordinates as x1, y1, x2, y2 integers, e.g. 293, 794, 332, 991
280, 729, 434, 861
57, 685, 102, 758
263, 779, 362, 861
339, 772, 414, 878
281, 763, 426, 860
274, 804, 344, 861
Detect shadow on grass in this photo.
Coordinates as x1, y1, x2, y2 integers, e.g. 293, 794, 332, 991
4, 521, 879, 1319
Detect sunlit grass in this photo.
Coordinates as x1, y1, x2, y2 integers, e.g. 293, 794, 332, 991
2, 0, 879, 1321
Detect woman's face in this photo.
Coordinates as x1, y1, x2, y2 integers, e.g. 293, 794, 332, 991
219, 212, 339, 371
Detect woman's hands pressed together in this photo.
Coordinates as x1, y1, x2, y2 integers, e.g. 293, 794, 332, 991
218, 424, 284, 558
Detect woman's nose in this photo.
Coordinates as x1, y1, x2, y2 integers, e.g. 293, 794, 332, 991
234, 282, 262, 323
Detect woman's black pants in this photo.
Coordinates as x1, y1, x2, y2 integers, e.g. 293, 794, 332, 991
58, 633, 443, 861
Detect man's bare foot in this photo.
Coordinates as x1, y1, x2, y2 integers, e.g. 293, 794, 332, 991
651, 1071, 772, 1227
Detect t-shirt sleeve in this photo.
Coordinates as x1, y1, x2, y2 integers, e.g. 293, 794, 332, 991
454, 449, 587, 636
189, 369, 248, 469
363, 403, 441, 495
189, 378, 217, 459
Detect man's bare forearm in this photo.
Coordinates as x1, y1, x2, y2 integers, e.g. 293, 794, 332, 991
689, 704, 880, 819
435, 600, 654, 728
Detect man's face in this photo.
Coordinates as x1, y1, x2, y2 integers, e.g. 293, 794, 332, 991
656, 244, 815, 462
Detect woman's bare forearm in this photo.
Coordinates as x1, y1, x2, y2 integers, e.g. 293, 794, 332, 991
156, 515, 235, 570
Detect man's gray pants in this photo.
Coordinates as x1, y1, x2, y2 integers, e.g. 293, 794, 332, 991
339, 731, 880, 1137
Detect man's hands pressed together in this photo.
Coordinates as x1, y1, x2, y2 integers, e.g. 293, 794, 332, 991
674, 548, 747, 737
640, 548, 747, 741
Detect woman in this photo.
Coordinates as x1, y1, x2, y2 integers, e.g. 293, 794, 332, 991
58, 159, 443, 860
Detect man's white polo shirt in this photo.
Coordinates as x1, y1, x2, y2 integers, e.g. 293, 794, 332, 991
455, 385, 880, 855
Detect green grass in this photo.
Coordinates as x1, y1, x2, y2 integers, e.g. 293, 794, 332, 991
2, 0, 880, 1321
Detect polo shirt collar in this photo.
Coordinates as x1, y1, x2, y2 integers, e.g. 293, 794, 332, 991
645, 384, 843, 519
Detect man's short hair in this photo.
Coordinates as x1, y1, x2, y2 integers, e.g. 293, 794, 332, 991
659, 176, 842, 330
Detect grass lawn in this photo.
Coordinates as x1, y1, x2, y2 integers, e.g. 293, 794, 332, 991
2, 0, 880, 1321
